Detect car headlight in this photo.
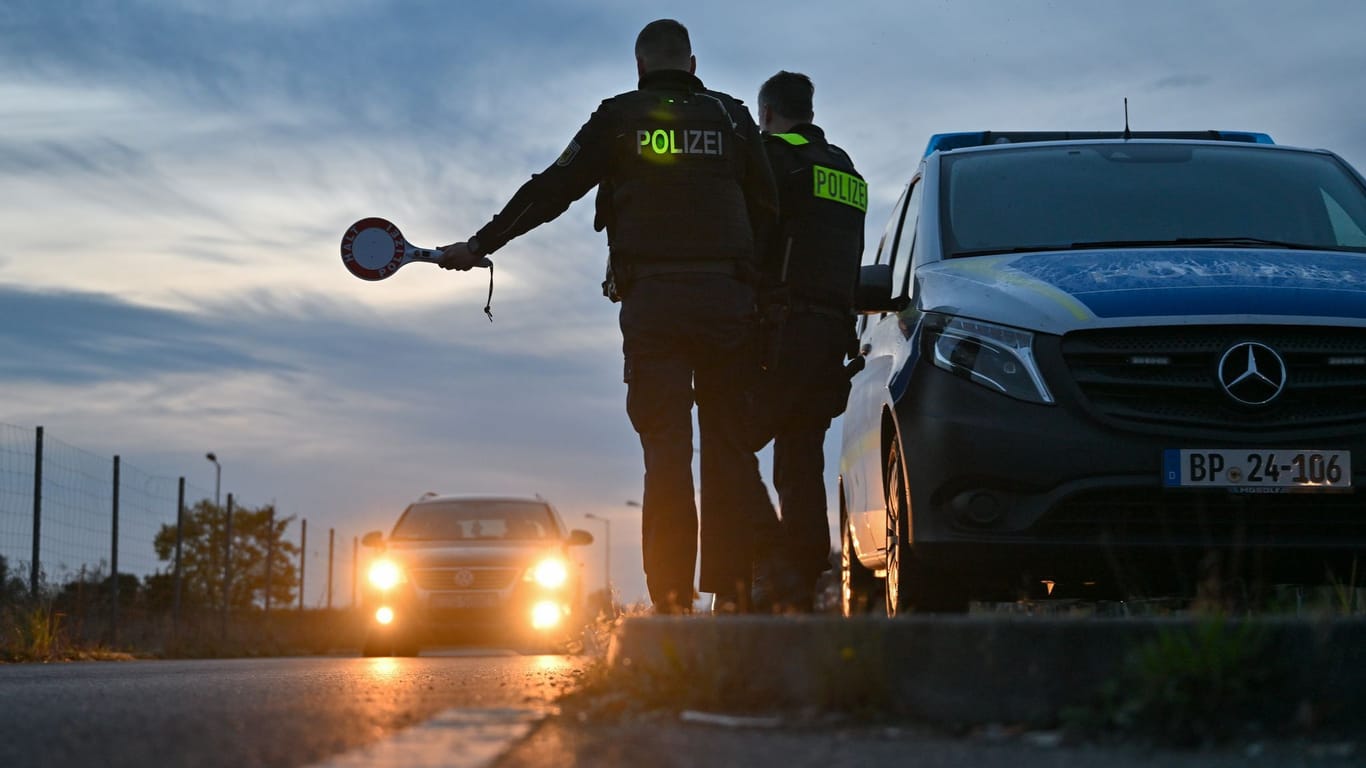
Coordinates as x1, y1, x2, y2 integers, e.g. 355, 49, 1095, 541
368, 559, 403, 591
929, 316, 1054, 404
526, 558, 569, 589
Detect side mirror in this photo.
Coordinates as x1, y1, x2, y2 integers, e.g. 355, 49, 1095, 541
854, 264, 909, 314
361, 531, 385, 548
566, 529, 594, 547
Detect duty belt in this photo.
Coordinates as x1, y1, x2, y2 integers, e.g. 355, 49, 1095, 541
630, 260, 738, 279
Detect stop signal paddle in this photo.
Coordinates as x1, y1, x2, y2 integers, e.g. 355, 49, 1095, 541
340, 217, 491, 281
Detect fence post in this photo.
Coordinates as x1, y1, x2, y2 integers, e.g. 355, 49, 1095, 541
327, 528, 335, 610
222, 493, 233, 634
111, 455, 120, 645
299, 518, 307, 611
30, 426, 43, 599
351, 536, 358, 609
264, 506, 275, 616
173, 477, 185, 629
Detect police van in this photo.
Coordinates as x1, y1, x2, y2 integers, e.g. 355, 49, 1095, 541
839, 130, 1366, 614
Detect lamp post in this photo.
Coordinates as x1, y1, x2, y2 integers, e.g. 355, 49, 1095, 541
584, 513, 612, 609
205, 452, 221, 508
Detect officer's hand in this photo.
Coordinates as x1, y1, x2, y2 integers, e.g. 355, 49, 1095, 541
439, 241, 482, 271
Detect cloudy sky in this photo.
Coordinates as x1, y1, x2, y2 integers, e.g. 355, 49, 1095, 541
3, 0, 1365, 604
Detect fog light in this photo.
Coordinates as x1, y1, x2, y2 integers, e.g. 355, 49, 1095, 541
530, 600, 562, 630
375, 606, 395, 625
951, 490, 1003, 526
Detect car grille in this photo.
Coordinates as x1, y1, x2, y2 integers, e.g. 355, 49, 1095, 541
1061, 326, 1366, 432
1035, 489, 1366, 539
411, 568, 518, 591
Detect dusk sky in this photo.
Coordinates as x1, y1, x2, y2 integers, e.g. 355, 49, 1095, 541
3, 0, 1365, 604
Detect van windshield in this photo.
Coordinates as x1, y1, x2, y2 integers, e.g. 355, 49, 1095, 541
942, 143, 1366, 258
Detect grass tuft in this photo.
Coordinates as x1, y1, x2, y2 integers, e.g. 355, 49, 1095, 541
1063, 616, 1276, 746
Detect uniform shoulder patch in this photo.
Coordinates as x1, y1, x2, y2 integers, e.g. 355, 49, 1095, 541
556, 139, 581, 167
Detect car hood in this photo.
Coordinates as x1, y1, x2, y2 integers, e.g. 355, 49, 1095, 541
384, 539, 560, 569
914, 248, 1366, 335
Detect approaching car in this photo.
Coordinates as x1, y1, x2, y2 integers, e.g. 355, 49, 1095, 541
841, 131, 1366, 615
360, 494, 593, 655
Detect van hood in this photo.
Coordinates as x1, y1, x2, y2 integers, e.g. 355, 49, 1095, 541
914, 248, 1366, 335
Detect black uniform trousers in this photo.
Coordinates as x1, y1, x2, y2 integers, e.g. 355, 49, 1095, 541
620, 272, 759, 610
757, 310, 855, 582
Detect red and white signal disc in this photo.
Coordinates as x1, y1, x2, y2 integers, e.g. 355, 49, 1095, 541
341, 217, 406, 281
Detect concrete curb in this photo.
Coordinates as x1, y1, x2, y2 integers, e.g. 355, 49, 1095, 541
606, 616, 1366, 728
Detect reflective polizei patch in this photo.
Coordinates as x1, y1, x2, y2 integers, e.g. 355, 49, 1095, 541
812, 165, 867, 211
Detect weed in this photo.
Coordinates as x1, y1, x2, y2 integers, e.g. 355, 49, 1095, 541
3, 603, 68, 661
1064, 617, 1276, 747
1326, 559, 1360, 615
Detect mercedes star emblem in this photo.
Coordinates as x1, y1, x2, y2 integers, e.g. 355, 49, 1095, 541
1217, 341, 1287, 406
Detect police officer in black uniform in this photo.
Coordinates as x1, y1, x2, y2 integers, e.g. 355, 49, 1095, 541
748, 71, 866, 611
439, 20, 778, 613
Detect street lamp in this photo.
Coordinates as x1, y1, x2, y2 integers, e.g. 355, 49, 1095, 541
205, 452, 221, 508
584, 513, 612, 608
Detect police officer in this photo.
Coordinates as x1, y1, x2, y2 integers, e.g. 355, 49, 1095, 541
748, 71, 866, 611
439, 20, 778, 613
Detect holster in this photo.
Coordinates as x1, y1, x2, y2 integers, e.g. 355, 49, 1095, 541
758, 301, 789, 373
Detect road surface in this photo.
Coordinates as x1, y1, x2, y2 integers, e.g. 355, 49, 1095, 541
0, 650, 582, 768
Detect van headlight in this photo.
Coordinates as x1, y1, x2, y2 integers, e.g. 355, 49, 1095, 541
526, 558, 569, 589
368, 559, 403, 591
928, 316, 1054, 404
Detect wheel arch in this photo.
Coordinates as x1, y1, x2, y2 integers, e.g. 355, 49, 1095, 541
881, 404, 911, 546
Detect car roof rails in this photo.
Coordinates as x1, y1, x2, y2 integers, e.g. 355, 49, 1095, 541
923, 130, 1275, 157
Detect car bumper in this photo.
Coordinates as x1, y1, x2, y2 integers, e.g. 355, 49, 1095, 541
896, 362, 1366, 589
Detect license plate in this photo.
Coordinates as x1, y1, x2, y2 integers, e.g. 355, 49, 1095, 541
1163, 449, 1352, 492
431, 592, 500, 609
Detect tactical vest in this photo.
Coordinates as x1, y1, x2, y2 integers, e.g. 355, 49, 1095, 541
596, 87, 755, 267
767, 132, 867, 310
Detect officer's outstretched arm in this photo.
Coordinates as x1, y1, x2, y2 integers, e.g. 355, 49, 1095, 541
464, 106, 612, 256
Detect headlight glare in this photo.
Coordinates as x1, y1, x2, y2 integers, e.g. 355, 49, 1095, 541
930, 316, 1054, 404
368, 559, 403, 591
528, 558, 569, 589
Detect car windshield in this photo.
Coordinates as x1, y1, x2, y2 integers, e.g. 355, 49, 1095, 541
390, 500, 559, 541
942, 143, 1366, 257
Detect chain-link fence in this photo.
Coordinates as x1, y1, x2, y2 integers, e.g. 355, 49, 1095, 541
0, 423, 365, 652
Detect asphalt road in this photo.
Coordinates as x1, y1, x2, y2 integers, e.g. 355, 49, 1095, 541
3, 638, 1360, 768
0, 650, 584, 768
